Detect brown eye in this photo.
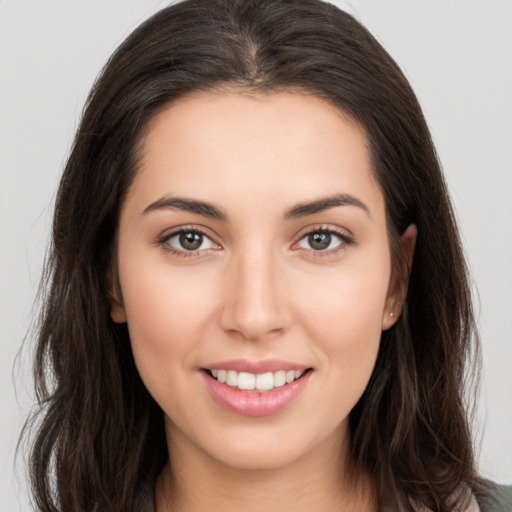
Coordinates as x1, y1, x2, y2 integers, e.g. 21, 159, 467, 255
162, 229, 218, 253
297, 229, 349, 252
179, 231, 203, 250
308, 232, 331, 250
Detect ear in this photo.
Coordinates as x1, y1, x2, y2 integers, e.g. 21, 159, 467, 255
106, 269, 127, 324
382, 224, 417, 330
110, 295, 127, 324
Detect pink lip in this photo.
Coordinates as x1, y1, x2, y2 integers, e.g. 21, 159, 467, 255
201, 367, 312, 417
203, 359, 309, 373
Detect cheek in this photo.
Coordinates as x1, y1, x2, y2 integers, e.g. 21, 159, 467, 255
118, 257, 218, 395
294, 257, 390, 388
297, 258, 390, 338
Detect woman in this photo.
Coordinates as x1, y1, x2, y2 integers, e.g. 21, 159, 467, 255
23, 0, 511, 510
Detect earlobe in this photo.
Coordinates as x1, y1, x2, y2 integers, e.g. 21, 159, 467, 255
382, 310, 396, 331
382, 224, 417, 330
106, 269, 127, 324
110, 298, 127, 324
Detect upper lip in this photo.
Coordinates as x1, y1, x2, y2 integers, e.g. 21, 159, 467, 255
202, 359, 311, 374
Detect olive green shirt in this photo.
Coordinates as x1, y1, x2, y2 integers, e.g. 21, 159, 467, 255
479, 484, 512, 512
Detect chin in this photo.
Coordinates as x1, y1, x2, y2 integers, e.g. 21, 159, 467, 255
207, 445, 310, 472
173, 414, 348, 473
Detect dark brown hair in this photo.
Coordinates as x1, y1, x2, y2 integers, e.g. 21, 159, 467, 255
24, 0, 486, 510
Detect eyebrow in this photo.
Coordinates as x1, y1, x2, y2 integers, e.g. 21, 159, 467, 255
142, 193, 369, 221
284, 193, 370, 219
142, 197, 228, 220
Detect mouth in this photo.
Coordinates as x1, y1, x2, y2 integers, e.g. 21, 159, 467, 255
204, 368, 312, 393
201, 363, 313, 416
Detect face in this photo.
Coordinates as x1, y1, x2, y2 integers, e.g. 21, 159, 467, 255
112, 91, 411, 471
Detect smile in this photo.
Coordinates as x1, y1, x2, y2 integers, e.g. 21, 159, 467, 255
209, 369, 305, 392
202, 362, 313, 416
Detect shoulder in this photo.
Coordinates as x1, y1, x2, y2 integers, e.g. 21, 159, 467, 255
478, 483, 512, 512
408, 483, 512, 512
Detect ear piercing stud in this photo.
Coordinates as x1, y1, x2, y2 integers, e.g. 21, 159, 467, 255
390, 312, 394, 317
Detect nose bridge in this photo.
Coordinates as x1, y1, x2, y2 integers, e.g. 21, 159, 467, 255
221, 243, 288, 341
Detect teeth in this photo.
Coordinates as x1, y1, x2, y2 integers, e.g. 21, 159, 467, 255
256, 372, 274, 391
238, 372, 255, 390
274, 370, 286, 387
209, 368, 306, 391
226, 370, 238, 387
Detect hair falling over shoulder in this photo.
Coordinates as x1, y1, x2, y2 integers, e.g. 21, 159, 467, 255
21, 1, 490, 510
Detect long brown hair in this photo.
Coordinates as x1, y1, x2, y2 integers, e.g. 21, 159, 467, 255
23, 0, 485, 510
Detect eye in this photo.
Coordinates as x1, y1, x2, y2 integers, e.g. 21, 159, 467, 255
160, 229, 218, 253
296, 229, 351, 252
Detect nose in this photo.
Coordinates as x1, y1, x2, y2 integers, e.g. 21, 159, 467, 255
220, 248, 290, 342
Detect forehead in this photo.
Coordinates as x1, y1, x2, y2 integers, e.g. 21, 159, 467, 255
128, 90, 384, 219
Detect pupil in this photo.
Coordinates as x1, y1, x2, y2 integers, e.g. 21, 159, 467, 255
180, 231, 202, 250
309, 232, 331, 250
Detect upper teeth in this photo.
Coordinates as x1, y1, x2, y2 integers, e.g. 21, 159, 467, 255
211, 369, 304, 392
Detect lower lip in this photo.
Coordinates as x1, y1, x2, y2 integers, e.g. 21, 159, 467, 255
202, 370, 312, 416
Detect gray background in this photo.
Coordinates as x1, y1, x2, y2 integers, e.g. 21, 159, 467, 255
1, 1, 511, 510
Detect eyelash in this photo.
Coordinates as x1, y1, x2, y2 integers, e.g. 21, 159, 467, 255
157, 227, 219, 258
294, 226, 354, 257
157, 225, 354, 258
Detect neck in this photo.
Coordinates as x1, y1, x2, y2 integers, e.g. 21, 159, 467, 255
155, 421, 378, 512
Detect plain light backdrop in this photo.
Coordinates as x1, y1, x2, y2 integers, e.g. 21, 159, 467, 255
1, 1, 511, 510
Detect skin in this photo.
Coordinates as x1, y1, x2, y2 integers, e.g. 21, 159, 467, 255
111, 91, 416, 511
